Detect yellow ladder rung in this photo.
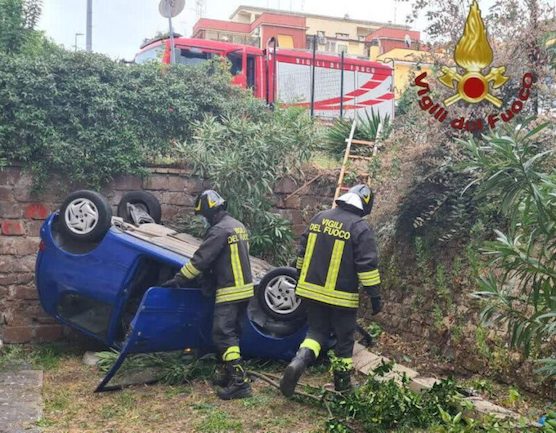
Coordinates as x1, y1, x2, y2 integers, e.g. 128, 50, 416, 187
348, 155, 373, 161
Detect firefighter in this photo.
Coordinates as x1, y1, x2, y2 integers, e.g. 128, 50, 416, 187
279, 184, 382, 397
161, 190, 253, 400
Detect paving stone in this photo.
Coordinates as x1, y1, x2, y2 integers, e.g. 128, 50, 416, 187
353, 350, 390, 375
408, 376, 442, 393
0, 370, 43, 433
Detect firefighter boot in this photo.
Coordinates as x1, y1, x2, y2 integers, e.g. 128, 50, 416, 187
212, 362, 231, 387
216, 359, 252, 400
280, 347, 315, 398
333, 369, 353, 393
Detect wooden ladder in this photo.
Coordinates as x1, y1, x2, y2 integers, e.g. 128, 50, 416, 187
332, 119, 383, 208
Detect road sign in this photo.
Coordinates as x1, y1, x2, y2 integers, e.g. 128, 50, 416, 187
159, 0, 185, 18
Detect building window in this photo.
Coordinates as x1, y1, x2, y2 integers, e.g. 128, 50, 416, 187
337, 44, 348, 54
317, 30, 325, 38
325, 40, 336, 53
358, 35, 366, 42
336, 33, 349, 40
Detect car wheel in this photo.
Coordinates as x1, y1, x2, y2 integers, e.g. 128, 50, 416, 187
59, 190, 112, 242
117, 191, 162, 224
256, 267, 306, 322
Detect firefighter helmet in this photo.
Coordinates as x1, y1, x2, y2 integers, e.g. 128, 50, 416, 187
335, 184, 374, 216
194, 190, 227, 220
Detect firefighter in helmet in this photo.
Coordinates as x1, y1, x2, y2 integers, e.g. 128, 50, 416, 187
279, 184, 382, 397
162, 190, 253, 400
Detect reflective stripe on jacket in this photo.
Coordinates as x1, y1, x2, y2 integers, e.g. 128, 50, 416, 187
180, 212, 253, 304
295, 207, 380, 309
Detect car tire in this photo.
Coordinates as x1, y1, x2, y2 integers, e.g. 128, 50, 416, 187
117, 191, 162, 224
59, 190, 112, 242
256, 267, 306, 322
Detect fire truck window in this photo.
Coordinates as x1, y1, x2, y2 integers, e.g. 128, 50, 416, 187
177, 49, 213, 66
247, 55, 256, 89
227, 52, 243, 75
135, 45, 164, 64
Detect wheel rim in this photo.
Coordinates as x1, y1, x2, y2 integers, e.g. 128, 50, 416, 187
64, 198, 99, 235
263, 275, 301, 315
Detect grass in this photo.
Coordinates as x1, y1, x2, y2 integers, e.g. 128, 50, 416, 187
30, 344, 329, 433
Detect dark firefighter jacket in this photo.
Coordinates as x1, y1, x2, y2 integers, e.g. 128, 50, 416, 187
295, 207, 380, 309
180, 212, 253, 304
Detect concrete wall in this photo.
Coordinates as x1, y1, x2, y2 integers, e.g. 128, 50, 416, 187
0, 165, 336, 344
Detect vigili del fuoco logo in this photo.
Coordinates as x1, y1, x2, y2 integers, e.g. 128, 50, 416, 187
413, 0, 534, 132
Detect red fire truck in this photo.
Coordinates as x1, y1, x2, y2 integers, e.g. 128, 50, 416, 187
136, 37, 394, 119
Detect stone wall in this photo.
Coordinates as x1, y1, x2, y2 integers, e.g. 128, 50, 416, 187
0, 165, 336, 344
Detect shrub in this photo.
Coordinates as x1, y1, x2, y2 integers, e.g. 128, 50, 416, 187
465, 121, 556, 379
0, 51, 258, 189
177, 107, 317, 264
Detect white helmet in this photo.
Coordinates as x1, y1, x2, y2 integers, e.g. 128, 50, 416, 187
335, 184, 374, 216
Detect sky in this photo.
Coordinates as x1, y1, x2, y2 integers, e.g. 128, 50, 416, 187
37, 0, 507, 61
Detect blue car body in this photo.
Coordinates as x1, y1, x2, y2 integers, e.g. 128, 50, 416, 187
36, 212, 307, 391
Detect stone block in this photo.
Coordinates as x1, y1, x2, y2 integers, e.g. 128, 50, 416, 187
0, 167, 22, 186
0, 238, 39, 256
0, 202, 23, 218
161, 191, 194, 207
25, 220, 44, 237
162, 205, 186, 221
1, 220, 25, 236
112, 175, 143, 191
22, 203, 48, 221
3, 326, 34, 343
144, 174, 194, 192
0, 255, 36, 273
408, 376, 442, 393
34, 324, 63, 342
274, 177, 298, 194
353, 350, 389, 375
10, 286, 39, 301
0, 186, 13, 201
283, 194, 301, 209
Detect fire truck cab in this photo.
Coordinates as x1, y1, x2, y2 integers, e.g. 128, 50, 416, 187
136, 37, 267, 100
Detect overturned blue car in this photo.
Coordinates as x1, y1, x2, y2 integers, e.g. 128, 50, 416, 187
35, 190, 307, 391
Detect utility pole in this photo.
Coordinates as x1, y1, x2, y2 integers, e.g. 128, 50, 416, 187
86, 0, 92, 52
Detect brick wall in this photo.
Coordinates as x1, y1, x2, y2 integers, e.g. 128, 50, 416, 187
0, 165, 336, 344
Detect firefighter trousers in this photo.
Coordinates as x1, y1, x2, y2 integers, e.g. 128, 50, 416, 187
305, 301, 357, 358
212, 301, 248, 358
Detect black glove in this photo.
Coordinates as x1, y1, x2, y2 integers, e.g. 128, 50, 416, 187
364, 285, 382, 315
370, 296, 382, 315
160, 272, 189, 288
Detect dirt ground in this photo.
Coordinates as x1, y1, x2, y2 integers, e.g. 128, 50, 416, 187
37, 355, 329, 433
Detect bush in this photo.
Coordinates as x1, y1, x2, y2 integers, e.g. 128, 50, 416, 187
465, 121, 556, 379
177, 107, 317, 264
0, 50, 260, 188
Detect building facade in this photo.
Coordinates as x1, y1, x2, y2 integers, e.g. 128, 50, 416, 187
191, 5, 432, 99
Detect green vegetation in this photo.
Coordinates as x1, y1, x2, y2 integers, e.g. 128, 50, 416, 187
464, 121, 556, 379
323, 362, 527, 433
0, 52, 260, 189
324, 109, 392, 159
177, 106, 317, 264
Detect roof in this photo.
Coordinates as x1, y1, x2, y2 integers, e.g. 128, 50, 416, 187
229, 5, 410, 30
367, 27, 421, 42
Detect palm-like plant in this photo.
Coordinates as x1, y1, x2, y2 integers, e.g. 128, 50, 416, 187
324, 109, 391, 159
464, 121, 556, 379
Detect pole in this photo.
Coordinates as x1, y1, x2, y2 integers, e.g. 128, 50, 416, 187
310, 34, 316, 117
340, 51, 345, 119
169, 17, 176, 64
86, 0, 92, 51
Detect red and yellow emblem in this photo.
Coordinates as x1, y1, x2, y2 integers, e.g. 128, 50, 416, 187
439, 0, 509, 107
